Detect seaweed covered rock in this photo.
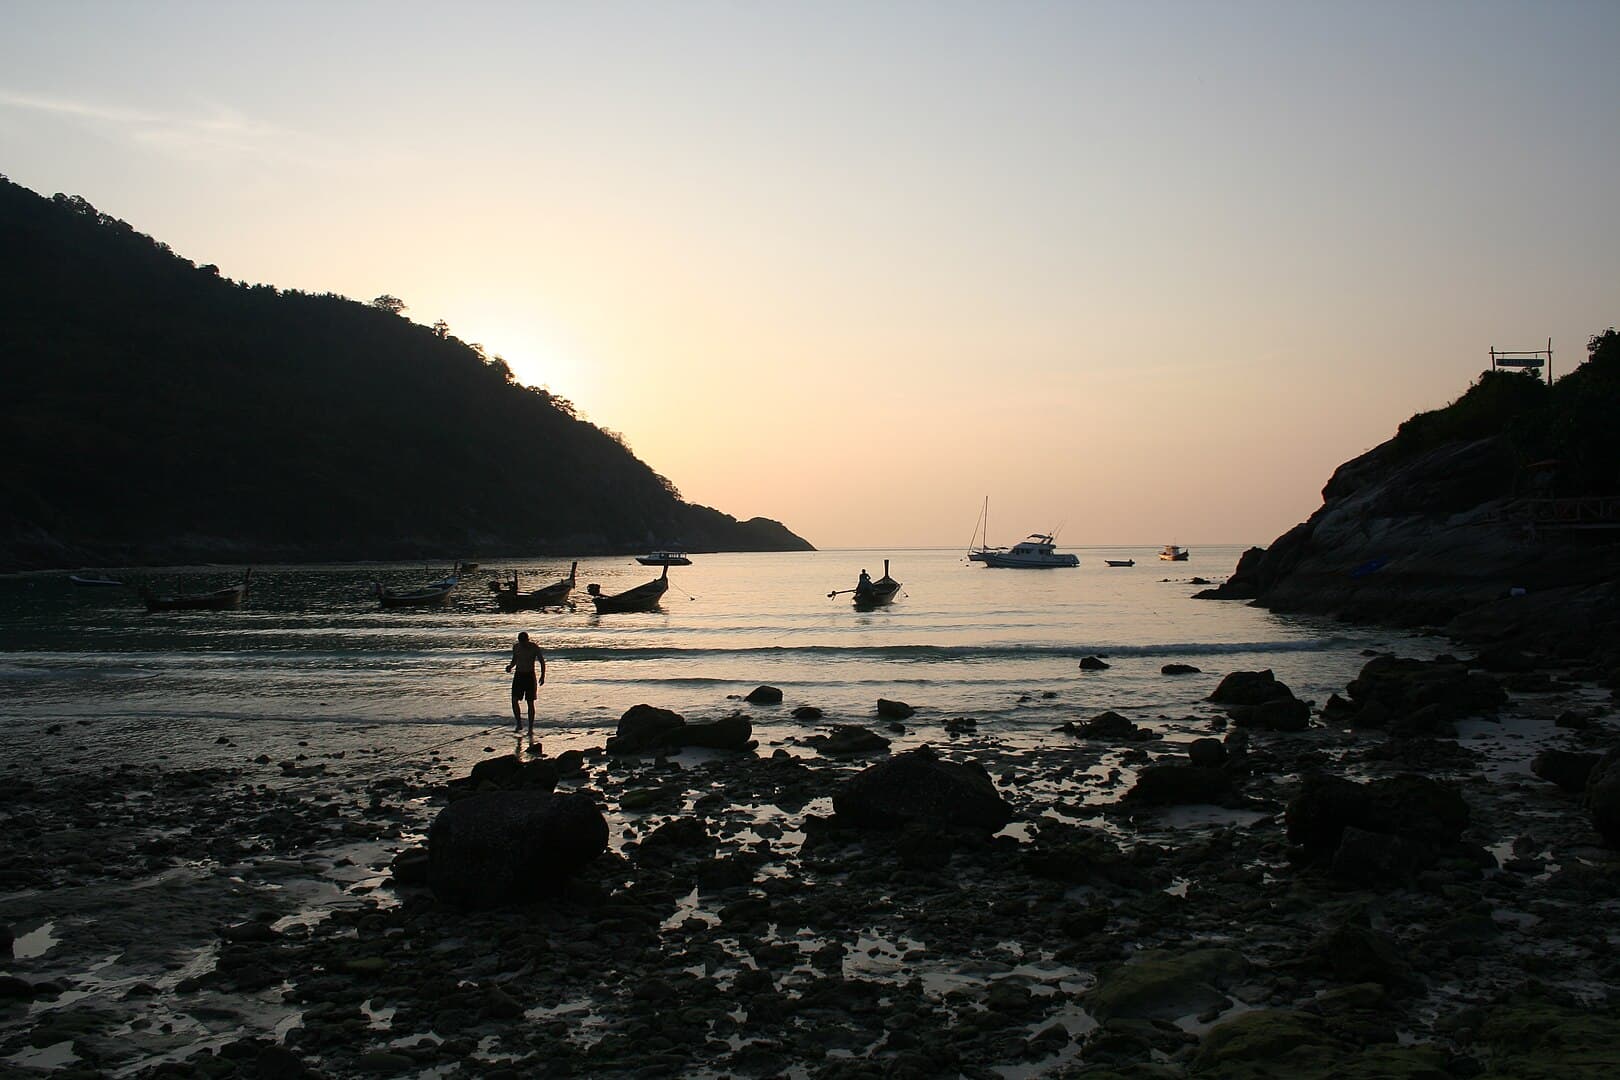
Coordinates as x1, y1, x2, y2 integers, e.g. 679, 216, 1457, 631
1086, 948, 1247, 1021
832, 746, 1011, 831
427, 790, 608, 909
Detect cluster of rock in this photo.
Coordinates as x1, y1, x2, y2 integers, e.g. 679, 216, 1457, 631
1285, 772, 1474, 885
604, 704, 756, 755
1057, 711, 1161, 743
1319, 654, 1507, 736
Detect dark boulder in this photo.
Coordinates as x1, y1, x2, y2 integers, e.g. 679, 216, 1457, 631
427, 790, 608, 909
792, 705, 824, 720
745, 685, 784, 705
606, 704, 686, 755
1122, 764, 1234, 807
1346, 655, 1506, 721
1079, 656, 1111, 671
1585, 747, 1620, 847
1330, 826, 1424, 885
1311, 923, 1417, 990
1161, 663, 1201, 675
1208, 670, 1297, 707
1187, 737, 1226, 768
1530, 749, 1601, 794
1285, 773, 1468, 869
1061, 711, 1160, 742
637, 817, 714, 859
1232, 696, 1311, 733
449, 754, 560, 796
877, 698, 916, 720
389, 847, 431, 887
832, 746, 1011, 831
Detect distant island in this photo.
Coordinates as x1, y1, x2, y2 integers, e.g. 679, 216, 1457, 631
1200, 329, 1620, 659
0, 176, 812, 571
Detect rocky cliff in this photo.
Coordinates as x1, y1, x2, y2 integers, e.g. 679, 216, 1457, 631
1201, 332, 1620, 658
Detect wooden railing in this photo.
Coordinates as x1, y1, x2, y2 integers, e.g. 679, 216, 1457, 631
1490, 497, 1620, 529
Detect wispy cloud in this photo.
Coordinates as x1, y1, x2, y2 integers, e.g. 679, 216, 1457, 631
0, 90, 339, 169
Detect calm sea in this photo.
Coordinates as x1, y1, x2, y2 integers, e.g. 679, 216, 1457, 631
0, 547, 1438, 765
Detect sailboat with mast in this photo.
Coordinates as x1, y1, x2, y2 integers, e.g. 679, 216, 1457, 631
966, 498, 1080, 568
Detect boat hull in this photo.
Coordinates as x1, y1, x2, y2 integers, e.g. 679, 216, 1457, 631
636, 555, 692, 566
852, 580, 901, 607
975, 552, 1079, 568
143, 585, 247, 612
379, 587, 454, 608
589, 577, 669, 614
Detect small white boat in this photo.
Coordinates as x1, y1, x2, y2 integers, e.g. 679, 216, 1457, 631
637, 550, 692, 567
70, 574, 125, 587
1159, 545, 1189, 561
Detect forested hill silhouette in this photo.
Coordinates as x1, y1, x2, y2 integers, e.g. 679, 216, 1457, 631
0, 176, 812, 571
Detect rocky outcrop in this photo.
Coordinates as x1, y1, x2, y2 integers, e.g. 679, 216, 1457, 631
1195, 367, 1620, 654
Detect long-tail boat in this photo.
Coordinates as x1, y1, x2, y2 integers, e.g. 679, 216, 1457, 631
585, 564, 669, 614
142, 570, 252, 612
490, 562, 577, 611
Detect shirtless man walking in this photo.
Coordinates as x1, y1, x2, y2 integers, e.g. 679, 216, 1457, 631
505, 631, 547, 741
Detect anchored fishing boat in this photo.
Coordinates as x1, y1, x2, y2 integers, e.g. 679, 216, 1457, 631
586, 564, 670, 613
1159, 545, 1189, 561
142, 570, 252, 612
490, 562, 578, 611
636, 549, 692, 567
374, 571, 458, 608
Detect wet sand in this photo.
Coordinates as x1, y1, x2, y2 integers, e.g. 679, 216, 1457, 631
3, 665, 1619, 1078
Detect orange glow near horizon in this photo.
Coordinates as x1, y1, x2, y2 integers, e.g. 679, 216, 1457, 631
2, 3, 1617, 548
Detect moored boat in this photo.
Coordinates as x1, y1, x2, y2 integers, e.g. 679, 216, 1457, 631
70, 574, 125, 587
637, 549, 692, 567
1159, 545, 1189, 561
490, 562, 577, 611
586, 564, 669, 613
142, 570, 252, 612
374, 572, 458, 608
976, 534, 1079, 568
1105, 559, 1135, 567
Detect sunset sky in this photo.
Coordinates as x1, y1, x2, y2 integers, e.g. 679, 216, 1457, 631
4, 2, 1617, 550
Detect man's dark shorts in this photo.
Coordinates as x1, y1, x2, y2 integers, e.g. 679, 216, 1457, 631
511, 671, 538, 702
